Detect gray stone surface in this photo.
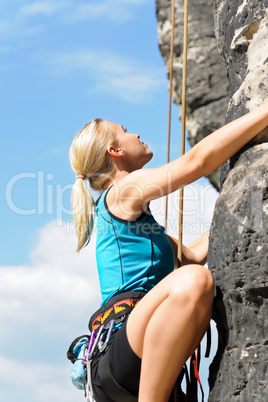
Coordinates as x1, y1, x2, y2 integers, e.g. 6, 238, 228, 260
208, 1, 268, 401
156, 0, 229, 190
214, 0, 268, 186
156, 0, 268, 400
208, 144, 268, 401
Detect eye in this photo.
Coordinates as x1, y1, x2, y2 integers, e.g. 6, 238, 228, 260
120, 125, 128, 133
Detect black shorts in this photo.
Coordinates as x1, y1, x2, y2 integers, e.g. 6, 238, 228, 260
91, 320, 141, 401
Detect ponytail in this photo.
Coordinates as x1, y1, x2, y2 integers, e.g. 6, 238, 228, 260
69, 119, 118, 251
71, 178, 95, 251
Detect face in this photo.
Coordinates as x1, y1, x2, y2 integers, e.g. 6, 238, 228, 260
106, 122, 153, 171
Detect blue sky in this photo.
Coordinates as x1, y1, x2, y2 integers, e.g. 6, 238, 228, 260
1, 0, 190, 266
0, 1, 218, 401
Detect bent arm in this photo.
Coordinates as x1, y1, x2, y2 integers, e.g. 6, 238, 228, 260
121, 102, 268, 209
167, 230, 210, 268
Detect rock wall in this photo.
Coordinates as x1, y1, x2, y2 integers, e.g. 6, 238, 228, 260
208, 1, 268, 401
156, 0, 229, 190
157, 0, 268, 401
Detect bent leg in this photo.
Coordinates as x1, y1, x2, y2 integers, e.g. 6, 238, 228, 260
126, 265, 214, 402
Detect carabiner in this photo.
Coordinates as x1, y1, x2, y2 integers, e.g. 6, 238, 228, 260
98, 319, 115, 353
88, 325, 104, 360
83, 329, 97, 365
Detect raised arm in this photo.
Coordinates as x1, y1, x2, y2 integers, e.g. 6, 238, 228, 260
116, 102, 268, 212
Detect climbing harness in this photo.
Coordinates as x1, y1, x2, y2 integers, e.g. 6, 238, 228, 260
67, 290, 211, 402
164, 0, 189, 264
67, 291, 145, 401
88, 291, 144, 331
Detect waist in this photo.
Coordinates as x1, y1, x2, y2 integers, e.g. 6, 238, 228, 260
89, 290, 146, 332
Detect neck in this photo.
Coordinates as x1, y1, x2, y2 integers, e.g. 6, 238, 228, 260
103, 169, 129, 189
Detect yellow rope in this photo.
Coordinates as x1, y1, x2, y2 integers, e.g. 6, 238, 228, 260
177, 0, 189, 264
164, 0, 189, 263
164, 0, 176, 232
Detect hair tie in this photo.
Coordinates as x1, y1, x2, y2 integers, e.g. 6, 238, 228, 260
76, 175, 86, 180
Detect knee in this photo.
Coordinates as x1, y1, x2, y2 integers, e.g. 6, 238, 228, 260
170, 266, 214, 307
191, 266, 214, 299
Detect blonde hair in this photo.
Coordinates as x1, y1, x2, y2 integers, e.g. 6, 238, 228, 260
69, 118, 118, 251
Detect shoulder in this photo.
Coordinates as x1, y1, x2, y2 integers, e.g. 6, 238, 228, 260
106, 170, 152, 220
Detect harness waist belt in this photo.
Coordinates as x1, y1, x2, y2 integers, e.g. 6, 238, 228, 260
89, 291, 146, 331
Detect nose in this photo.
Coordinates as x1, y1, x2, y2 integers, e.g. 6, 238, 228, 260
137, 134, 140, 139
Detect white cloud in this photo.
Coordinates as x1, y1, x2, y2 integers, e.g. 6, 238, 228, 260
18, 1, 69, 18
4, 0, 150, 32
0, 184, 218, 401
51, 49, 131, 75
44, 48, 165, 103
0, 0, 147, 47
97, 73, 162, 103
0, 220, 101, 360
0, 3, 62, 44
0, 356, 80, 402
0, 1, 158, 102
61, 0, 150, 24
0, 220, 99, 401
16, 0, 152, 25
61, 2, 130, 24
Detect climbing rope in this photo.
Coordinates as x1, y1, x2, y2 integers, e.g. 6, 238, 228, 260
165, 0, 189, 264
177, 0, 189, 263
164, 0, 176, 232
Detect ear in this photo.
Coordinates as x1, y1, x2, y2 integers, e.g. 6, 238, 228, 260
107, 145, 124, 157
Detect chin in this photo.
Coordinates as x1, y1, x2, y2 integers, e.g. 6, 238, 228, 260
144, 153, 153, 166
139, 153, 153, 169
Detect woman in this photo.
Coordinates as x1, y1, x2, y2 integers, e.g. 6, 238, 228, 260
69, 102, 268, 402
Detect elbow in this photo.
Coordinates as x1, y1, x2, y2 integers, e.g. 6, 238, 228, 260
185, 145, 209, 180
190, 142, 216, 178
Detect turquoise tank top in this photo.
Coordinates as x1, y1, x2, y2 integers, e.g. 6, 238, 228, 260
96, 186, 175, 305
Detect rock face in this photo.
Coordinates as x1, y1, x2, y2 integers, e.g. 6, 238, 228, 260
208, 1, 268, 401
214, 0, 268, 184
156, 0, 229, 190
157, 0, 268, 401
208, 145, 268, 401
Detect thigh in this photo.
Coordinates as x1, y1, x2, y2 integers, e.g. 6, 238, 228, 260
126, 264, 209, 358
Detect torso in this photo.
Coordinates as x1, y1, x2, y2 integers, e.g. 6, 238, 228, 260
96, 186, 175, 305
